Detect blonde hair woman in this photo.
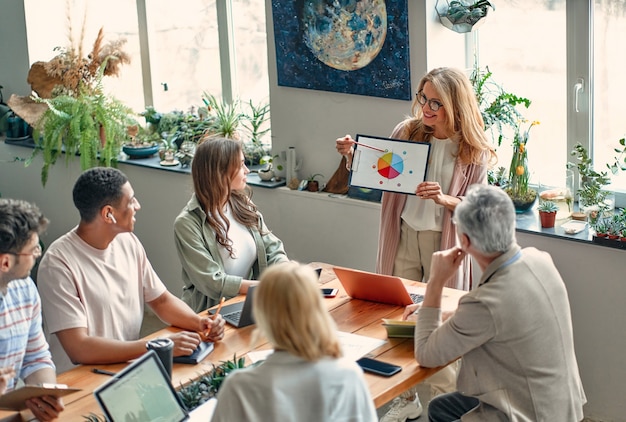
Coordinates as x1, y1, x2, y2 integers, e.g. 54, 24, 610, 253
336, 67, 496, 421
210, 262, 377, 422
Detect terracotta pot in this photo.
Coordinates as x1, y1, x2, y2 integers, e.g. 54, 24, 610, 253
539, 211, 556, 228
307, 180, 319, 192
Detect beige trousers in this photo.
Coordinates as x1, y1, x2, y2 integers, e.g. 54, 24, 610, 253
392, 221, 441, 283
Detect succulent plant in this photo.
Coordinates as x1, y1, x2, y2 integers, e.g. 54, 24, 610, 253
538, 200, 558, 213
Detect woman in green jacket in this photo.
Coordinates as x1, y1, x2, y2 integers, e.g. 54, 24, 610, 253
174, 138, 289, 312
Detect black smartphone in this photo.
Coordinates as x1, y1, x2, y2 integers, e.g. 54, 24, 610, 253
356, 357, 402, 377
321, 288, 338, 298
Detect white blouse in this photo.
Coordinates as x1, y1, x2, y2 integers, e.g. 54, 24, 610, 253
401, 137, 458, 232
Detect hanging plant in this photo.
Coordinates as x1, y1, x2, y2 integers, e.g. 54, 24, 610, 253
436, 0, 495, 33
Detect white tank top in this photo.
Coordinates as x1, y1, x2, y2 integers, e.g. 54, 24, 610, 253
217, 205, 256, 277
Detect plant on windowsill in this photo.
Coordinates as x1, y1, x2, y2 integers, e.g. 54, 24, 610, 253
567, 143, 612, 229
470, 63, 531, 148
505, 120, 539, 213
23, 27, 136, 186
436, 0, 495, 33
305, 174, 324, 192
538, 200, 558, 229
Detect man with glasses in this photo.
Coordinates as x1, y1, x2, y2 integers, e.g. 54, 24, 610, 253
37, 167, 225, 373
0, 199, 65, 421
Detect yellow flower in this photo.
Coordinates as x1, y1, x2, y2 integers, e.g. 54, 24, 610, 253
519, 144, 525, 153
516, 165, 525, 176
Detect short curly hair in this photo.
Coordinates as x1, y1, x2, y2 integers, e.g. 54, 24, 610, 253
73, 167, 129, 222
0, 198, 49, 254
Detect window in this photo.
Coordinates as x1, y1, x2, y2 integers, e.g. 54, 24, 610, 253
473, 0, 625, 207
23, 0, 268, 128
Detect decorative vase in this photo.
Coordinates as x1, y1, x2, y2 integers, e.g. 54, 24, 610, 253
539, 211, 557, 228
505, 143, 537, 213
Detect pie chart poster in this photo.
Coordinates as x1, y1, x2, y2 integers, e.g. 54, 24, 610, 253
349, 135, 431, 195
271, 0, 411, 100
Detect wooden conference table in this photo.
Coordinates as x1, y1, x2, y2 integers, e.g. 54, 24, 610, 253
1, 263, 466, 421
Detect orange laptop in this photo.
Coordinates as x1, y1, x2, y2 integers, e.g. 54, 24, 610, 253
332, 267, 425, 306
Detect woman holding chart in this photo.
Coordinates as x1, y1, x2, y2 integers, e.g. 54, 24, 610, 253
174, 138, 289, 313
210, 262, 377, 422
337, 67, 496, 422
336, 67, 495, 291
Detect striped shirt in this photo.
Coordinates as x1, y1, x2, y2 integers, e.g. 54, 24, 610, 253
0, 277, 54, 390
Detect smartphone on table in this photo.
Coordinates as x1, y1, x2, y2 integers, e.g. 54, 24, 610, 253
356, 357, 402, 377
321, 288, 338, 298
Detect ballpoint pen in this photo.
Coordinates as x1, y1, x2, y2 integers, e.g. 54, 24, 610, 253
92, 368, 116, 376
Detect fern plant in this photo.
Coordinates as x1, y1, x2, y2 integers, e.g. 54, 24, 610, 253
30, 59, 136, 186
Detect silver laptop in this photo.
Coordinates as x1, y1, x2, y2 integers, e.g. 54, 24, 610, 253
209, 286, 256, 328
94, 349, 215, 422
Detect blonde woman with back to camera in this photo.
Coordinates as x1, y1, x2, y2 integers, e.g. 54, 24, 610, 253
210, 262, 377, 422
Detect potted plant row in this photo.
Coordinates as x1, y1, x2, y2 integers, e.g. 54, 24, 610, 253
592, 209, 626, 249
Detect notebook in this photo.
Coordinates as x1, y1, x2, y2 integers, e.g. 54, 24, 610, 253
94, 350, 215, 421
208, 286, 256, 328
173, 340, 214, 365
333, 267, 425, 306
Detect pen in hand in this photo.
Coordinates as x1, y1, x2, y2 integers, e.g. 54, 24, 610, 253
205, 297, 225, 337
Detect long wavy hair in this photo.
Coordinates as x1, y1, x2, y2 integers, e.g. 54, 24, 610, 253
253, 262, 342, 361
402, 67, 496, 166
191, 137, 260, 257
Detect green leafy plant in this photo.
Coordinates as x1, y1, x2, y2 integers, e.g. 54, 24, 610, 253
30, 59, 136, 186
538, 200, 558, 213
202, 93, 243, 140
470, 63, 531, 147
177, 354, 247, 411
241, 100, 271, 165
567, 143, 612, 209
607, 136, 626, 175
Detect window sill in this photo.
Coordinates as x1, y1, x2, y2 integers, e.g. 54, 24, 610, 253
3, 138, 623, 251
2, 137, 285, 188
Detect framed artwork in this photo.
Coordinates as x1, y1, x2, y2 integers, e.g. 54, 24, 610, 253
271, 0, 411, 100
349, 134, 431, 194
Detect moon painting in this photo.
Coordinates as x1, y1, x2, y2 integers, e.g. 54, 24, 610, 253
272, 0, 411, 100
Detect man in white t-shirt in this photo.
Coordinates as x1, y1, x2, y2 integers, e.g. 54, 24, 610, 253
38, 168, 225, 373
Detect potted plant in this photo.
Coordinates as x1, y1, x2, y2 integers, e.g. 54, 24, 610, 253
505, 120, 539, 213
176, 354, 247, 411
30, 60, 136, 185
567, 143, 612, 226
436, 0, 495, 33
538, 200, 558, 228
306, 174, 324, 192
24, 27, 135, 186
241, 100, 271, 166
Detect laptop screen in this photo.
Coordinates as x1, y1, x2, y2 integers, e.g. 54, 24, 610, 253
94, 350, 188, 422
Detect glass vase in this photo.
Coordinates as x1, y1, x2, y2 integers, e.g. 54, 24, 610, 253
506, 143, 537, 213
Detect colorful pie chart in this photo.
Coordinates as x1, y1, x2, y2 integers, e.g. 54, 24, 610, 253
377, 152, 404, 179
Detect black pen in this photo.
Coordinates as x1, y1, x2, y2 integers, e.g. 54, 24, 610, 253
92, 368, 116, 376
